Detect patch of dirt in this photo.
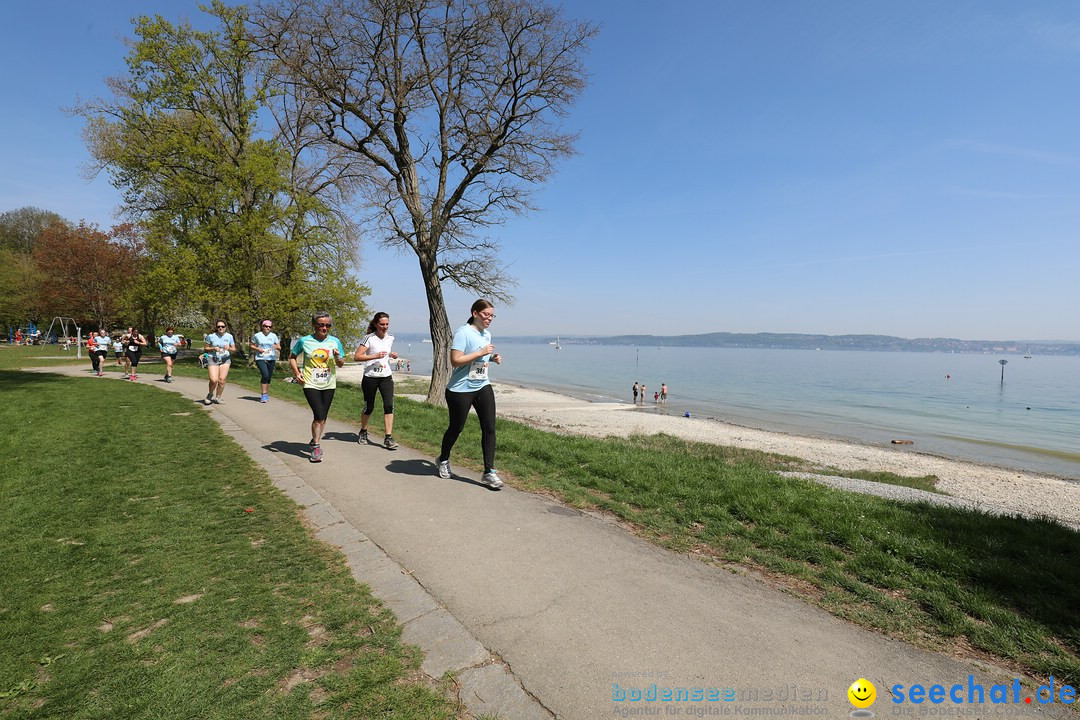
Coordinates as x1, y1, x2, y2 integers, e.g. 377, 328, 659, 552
173, 593, 203, 604
126, 618, 169, 643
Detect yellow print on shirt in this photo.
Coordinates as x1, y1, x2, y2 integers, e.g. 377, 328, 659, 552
310, 347, 331, 367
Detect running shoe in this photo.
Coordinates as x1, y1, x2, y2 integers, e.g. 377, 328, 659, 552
165, 376, 172, 383
130, 374, 137, 381
437, 460, 451, 479
205, 394, 213, 405
383, 435, 398, 451
97, 371, 103, 377
480, 470, 504, 490
211, 397, 222, 404
358, 429, 369, 444
311, 445, 323, 463
260, 393, 268, 403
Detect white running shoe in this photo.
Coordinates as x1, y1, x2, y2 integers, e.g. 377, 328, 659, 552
437, 460, 451, 479
480, 470, 504, 490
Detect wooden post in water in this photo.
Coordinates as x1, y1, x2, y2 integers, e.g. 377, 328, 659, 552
999, 358, 1008, 384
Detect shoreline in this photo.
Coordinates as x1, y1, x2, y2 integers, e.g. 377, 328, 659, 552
355, 368, 1080, 529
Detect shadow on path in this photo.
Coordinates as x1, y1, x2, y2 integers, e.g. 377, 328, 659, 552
264, 440, 313, 460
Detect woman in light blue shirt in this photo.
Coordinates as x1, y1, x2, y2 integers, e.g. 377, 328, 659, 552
158, 327, 182, 383
203, 320, 236, 405
436, 299, 504, 489
249, 320, 281, 403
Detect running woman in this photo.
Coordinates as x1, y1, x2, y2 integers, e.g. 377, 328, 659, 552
112, 335, 124, 365
125, 329, 148, 380
435, 299, 503, 489
91, 329, 111, 376
203, 320, 236, 404
249, 320, 280, 403
353, 312, 399, 449
120, 327, 134, 374
158, 327, 182, 382
290, 312, 344, 463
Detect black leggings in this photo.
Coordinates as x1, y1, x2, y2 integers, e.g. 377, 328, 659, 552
303, 387, 336, 422
361, 375, 395, 416
256, 359, 275, 384
92, 350, 108, 371
439, 384, 496, 472
126, 350, 142, 368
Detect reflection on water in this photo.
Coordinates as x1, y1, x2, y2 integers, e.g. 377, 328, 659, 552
403, 343, 1080, 479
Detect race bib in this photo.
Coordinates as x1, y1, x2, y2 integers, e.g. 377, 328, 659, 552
258, 345, 274, 360
128, 345, 139, 352
311, 367, 332, 387
367, 360, 390, 377
468, 359, 488, 381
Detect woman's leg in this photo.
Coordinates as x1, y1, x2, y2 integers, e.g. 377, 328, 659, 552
207, 364, 220, 397
256, 359, 273, 393
380, 377, 395, 435
472, 384, 497, 472
360, 376, 378, 431
163, 355, 173, 378
303, 388, 335, 444
439, 388, 476, 462
216, 362, 231, 397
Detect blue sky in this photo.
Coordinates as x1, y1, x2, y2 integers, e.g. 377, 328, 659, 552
2, 1, 1079, 340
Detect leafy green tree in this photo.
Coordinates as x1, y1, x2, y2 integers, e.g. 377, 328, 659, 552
0, 207, 66, 254
75, 1, 368, 352
0, 248, 43, 330
253, 0, 596, 401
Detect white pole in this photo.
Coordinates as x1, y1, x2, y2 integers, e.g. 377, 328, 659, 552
77, 327, 82, 359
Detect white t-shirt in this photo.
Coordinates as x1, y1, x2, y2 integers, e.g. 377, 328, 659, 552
359, 332, 394, 378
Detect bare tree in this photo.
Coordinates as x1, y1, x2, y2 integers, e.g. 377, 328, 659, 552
252, 0, 597, 401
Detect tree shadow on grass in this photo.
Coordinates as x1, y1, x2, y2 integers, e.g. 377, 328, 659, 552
0, 369, 79, 389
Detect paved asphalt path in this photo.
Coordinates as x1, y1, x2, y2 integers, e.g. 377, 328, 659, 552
48, 367, 1049, 719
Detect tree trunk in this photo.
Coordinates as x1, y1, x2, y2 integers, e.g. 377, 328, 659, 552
420, 251, 452, 405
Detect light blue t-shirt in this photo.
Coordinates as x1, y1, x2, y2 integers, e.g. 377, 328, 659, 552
205, 332, 235, 361
252, 331, 279, 361
159, 333, 181, 355
93, 334, 111, 352
447, 323, 492, 393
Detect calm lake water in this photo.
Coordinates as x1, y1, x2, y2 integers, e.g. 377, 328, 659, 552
398, 342, 1080, 480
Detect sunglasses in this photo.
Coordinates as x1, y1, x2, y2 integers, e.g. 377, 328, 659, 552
216, 326, 226, 329
315, 322, 332, 328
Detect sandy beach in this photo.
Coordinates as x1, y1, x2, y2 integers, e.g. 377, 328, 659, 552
341, 368, 1080, 529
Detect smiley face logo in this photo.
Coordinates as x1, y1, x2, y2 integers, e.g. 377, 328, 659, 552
848, 678, 876, 709
310, 347, 331, 368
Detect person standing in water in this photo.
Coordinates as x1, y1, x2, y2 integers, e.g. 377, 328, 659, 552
353, 312, 399, 450
435, 299, 503, 489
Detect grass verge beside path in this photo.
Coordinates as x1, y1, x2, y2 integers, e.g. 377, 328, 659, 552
0, 368, 458, 719
178, 360, 1080, 687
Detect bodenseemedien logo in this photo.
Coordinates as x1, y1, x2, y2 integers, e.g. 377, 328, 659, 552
848, 678, 876, 717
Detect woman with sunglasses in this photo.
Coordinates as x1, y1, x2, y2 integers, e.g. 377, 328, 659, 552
435, 299, 503, 489
203, 320, 236, 404
249, 320, 281, 403
289, 312, 345, 463
353, 311, 400, 449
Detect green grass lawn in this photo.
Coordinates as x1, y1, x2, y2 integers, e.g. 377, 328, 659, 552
7, 345, 1080, 690
0, 365, 458, 719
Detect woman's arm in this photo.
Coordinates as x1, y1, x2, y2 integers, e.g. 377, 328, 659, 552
352, 344, 370, 362
450, 344, 494, 368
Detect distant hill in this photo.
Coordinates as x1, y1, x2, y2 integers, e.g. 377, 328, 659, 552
501, 332, 1080, 355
